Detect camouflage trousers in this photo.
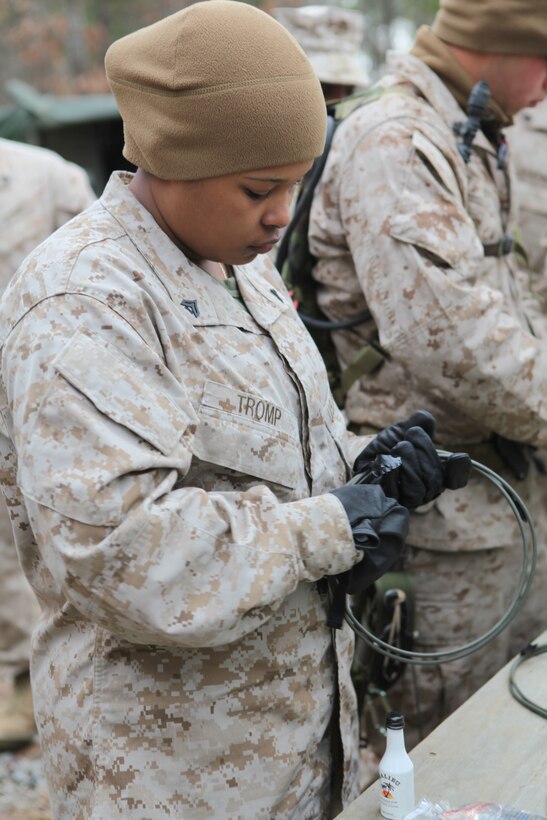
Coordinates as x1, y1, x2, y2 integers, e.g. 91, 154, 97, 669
360, 463, 547, 755
0, 498, 39, 684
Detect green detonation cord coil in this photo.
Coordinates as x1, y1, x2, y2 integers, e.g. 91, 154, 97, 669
508, 643, 547, 719
345, 453, 537, 666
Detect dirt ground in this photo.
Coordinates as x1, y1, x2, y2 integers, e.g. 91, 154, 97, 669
0, 740, 50, 820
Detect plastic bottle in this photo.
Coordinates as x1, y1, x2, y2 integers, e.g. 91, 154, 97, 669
378, 711, 415, 819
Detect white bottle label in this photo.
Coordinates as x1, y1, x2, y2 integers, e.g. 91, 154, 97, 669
379, 769, 415, 819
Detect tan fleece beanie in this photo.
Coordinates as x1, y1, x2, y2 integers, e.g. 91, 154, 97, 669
432, 0, 547, 56
105, 0, 327, 180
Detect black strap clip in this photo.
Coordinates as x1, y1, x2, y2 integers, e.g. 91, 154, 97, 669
482, 235, 513, 258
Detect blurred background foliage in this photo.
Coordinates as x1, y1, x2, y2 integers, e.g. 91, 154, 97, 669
0, 0, 439, 192
0, 0, 439, 102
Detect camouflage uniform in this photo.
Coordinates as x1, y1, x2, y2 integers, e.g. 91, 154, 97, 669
504, 98, 547, 652
506, 98, 547, 293
0, 171, 372, 818
0, 139, 94, 689
309, 48, 547, 746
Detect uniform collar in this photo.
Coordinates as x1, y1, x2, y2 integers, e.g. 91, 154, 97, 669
100, 172, 290, 329
234, 262, 292, 329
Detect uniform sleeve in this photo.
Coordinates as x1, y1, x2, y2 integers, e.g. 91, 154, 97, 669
337, 117, 547, 447
4, 293, 358, 648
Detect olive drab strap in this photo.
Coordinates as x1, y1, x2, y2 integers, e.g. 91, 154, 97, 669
482, 229, 530, 269
333, 340, 388, 407
482, 234, 529, 264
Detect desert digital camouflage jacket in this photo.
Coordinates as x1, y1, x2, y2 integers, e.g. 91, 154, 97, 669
507, 98, 547, 278
309, 52, 547, 552
0, 137, 95, 292
0, 172, 367, 819
0, 140, 95, 667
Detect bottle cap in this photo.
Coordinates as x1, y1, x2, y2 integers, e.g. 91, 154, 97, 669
386, 711, 405, 729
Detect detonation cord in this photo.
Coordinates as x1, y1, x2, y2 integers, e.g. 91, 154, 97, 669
344, 453, 537, 666
508, 642, 547, 719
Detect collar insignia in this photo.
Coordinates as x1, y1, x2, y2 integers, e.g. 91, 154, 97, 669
180, 299, 200, 318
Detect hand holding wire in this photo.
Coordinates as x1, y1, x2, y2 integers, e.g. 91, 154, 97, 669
353, 411, 471, 508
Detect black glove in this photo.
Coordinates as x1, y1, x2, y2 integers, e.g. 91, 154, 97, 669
354, 410, 471, 509
330, 483, 409, 595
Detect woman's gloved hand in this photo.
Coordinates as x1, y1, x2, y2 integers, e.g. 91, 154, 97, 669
330, 483, 409, 594
353, 410, 471, 510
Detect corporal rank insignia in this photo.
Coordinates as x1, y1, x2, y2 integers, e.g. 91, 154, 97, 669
180, 299, 200, 318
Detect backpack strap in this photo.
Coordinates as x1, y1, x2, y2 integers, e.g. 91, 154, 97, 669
277, 87, 408, 278
277, 87, 411, 407
482, 232, 530, 267
333, 340, 388, 406
275, 113, 338, 275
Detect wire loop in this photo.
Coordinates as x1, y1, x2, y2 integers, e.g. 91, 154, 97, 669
345, 453, 537, 665
508, 643, 547, 719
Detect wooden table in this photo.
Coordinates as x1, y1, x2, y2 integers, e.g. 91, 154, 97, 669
338, 631, 547, 818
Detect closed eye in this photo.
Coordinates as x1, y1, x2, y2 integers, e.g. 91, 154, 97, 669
244, 188, 271, 201
244, 177, 305, 201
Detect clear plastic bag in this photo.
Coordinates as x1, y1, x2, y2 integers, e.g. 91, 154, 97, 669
404, 798, 546, 820
404, 798, 450, 818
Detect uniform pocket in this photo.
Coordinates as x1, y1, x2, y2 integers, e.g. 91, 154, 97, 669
407, 472, 519, 552
18, 329, 196, 526
389, 130, 484, 274
54, 331, 192, 454
192, 380, 302, 489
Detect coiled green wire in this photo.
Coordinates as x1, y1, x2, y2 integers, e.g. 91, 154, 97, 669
344, 453, 537, 666
508, 643, 547, 719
